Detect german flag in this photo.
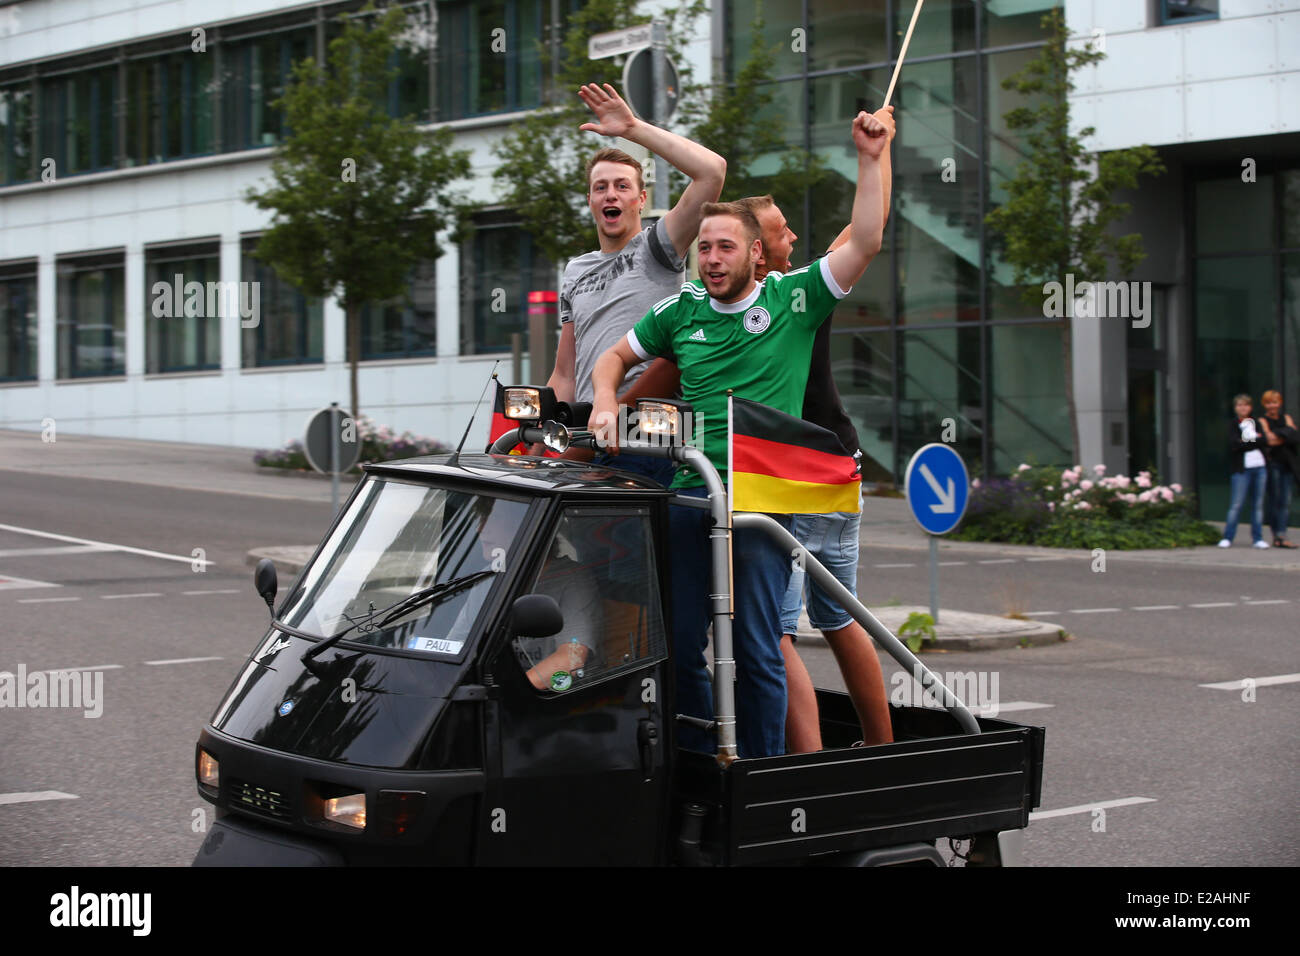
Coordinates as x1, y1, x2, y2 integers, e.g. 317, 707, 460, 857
730, 396, 860, 514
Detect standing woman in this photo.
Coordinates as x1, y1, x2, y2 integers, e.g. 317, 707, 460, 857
1218, 394, 1270, 549
1258, 389, 1299, 548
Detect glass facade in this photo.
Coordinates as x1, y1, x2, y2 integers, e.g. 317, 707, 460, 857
0, 260, 37, 382
40, 65, 118, 176
145, 243, 222, 373
725, 0, 1069, 481
57, 253, 126, 379
359, 259, 438, 359
241, 237, 324, 367
436, 0, 544, 120
1193, 169, 1299, 523
461, 217, 555, 355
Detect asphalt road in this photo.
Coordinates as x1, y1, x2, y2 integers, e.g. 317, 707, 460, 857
1, 467, 1295, 866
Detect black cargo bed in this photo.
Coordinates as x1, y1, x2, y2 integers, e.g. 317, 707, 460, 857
674, 689, 1046, 865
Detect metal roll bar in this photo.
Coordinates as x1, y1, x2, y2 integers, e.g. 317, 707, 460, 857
486, 422, 980, 762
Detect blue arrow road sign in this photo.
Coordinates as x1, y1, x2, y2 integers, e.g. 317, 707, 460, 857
904, 443, 970, 536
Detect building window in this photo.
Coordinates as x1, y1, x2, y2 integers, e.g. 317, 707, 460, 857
221, 27, 316, 151
240, 236, 323, 367
145, 242, 222, 373
57, 252, 125, 379
359, 259, 438, 359
0, 83, 33, 185
0, 260, 37, 382
460, 215, 555, 354
437, 0, 544, 120
1159, 0, 1218, 25
126, 49, 216, 165
39, 65, 118, 176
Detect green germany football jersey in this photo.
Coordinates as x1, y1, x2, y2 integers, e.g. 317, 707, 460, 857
628, 256, 849, 487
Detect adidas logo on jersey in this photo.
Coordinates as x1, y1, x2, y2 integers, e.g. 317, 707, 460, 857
688, 328, 707, 342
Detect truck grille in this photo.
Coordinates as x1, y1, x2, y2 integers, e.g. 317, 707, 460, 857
229, 778, 292, 820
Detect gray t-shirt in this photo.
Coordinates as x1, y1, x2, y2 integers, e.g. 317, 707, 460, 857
560, 218, 686, 404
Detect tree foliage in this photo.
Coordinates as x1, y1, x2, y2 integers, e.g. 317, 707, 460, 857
245, 3, 471, 419
984, 8, 1164, 462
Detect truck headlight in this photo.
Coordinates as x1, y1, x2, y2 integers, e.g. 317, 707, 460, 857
323, 793, 367, 830
636, 399, 694, 443
503, 386, 556, 424
197, 750, 219, 788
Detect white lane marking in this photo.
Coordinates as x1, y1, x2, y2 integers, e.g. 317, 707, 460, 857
873, 563, 915, 568
1024, 611, 1059, 616
0, 523, 215, 568
1068, 607, 1120, 614
1025, 556, 1068, 562
1189, 602, 1235, 608
1132, 604, 1180, 611
1199, 673, 1300, 691
1243, 599, 1289, 605
0, 575, 60, 591
1029, 797, 1156, 821
143, 656, 224, 666
0, 791, 79, 806
0, 545, 111, 557
101, 592, 163, 600
938, 561, 967, 566
978, 559, 1016, 565
969, 701, 1054, 716
181, 589, 240, 596
16, 596, 80, 604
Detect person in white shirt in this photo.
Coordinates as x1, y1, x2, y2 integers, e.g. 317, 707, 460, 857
1218, 394, 1270, 549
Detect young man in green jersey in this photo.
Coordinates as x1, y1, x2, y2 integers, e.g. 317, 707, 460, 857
589, 110, 891, 758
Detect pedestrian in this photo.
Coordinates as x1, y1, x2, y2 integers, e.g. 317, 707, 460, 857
1258, 389, 1299, 548
535, 82, 725, 484
1218, 394, 1270, 549
590, 108, 893, 758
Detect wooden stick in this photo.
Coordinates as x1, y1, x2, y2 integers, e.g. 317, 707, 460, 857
883, 0, 926, 108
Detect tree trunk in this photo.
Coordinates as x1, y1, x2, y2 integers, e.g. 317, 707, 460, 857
347, 302, 361, 423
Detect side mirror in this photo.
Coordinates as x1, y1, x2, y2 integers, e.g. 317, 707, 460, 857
253, 558, 278, 616
511, 594, 562, 638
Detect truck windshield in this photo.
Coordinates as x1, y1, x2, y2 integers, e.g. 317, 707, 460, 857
277, 478, 530, 655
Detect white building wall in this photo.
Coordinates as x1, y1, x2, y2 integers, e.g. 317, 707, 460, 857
1066, 0, 1300, 150
0, 0, 714, 450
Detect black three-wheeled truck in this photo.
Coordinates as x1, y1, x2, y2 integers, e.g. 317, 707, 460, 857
192, 390, 1044, 866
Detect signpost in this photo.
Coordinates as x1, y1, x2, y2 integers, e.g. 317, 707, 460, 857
304, 403, 360, 514
903, 443, 970, 624
586, 20, 674, 212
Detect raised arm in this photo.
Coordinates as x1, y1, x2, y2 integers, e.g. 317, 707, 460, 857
590, 336, 644, 453
826, 108, 894, 253
578, 83, 725, 258
825, 110, 892, 291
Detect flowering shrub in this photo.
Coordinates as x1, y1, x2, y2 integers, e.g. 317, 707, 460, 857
254, 416, 450, 471
953, 464, 1219, 549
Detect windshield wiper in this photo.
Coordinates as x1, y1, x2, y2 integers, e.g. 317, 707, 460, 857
299, 568, 500, 663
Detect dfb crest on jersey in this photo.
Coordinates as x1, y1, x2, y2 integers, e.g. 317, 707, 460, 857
743, 306, 771, 334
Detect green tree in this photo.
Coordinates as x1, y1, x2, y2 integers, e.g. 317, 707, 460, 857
246, 3, 470, 421
984, 8, 1164, 464
679, 14, 825, 212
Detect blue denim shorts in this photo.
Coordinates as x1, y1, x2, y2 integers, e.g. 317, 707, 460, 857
779, 497, 862, 635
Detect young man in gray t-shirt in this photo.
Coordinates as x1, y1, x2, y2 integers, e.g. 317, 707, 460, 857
543, 84, 725, 467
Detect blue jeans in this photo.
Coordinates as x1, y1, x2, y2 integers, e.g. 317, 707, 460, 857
593, 452, 678, 488
669, 486, 793, 759
1266, 462, 1294, 538
780, 496, 863, 634
1223, 467, 1266, 544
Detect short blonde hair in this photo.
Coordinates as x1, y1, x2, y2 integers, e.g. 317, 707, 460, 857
700, 201, 761, 246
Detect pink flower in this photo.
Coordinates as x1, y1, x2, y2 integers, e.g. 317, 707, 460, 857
1170, 483, 1182, 493
1160, 487, 1175, 502
1094, 464, 1107, 475
972, 478, 981, 488
1017, 463, 1031, 472
1080, 479, 1094, 491
1047, 502, 1055, 511
1077, 501, 1091, 510
1137, 490, 1153, 503
1045, 485, 1054, 492
1135, 475, 1152, 488
1116, 475, 1131, 488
